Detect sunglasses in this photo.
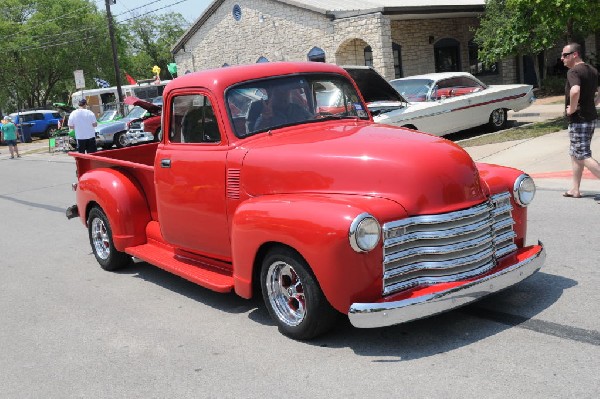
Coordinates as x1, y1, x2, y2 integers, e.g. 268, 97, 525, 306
561, 51, 575, 58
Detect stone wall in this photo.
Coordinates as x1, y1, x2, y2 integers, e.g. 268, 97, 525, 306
174, 0, 520, 84
174, 0, 334, 71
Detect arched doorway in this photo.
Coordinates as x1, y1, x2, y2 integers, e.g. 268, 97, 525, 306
434, 38, 460, 72
335, 38, 372, 66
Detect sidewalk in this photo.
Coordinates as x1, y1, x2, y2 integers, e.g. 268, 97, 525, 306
464, 97, 600, 195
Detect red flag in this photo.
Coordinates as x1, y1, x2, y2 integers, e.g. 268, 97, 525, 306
125, 72, 137, 85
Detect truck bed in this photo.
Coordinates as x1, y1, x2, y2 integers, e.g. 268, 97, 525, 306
70, 143, 159, 219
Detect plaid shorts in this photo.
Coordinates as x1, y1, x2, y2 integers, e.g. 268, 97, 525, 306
569, 120, 596, 160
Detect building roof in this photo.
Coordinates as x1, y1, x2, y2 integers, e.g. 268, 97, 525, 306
172, 0, 486, 54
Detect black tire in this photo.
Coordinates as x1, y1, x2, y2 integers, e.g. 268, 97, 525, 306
114, 132, 128, 148
87, 207, 131, 271
261, 247, 339, 340
44, 126, 58, 139
488, 108, 508, 131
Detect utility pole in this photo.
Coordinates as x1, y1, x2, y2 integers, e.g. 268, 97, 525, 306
105, 0, 124, 109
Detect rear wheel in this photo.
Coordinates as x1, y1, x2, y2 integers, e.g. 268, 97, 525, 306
87, 207, 131, 271
261, 247, 339, 340
488, 108, 508, 131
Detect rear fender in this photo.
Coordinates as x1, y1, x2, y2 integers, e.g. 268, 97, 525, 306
77, 168, 151, 251
231, 194, 405, 313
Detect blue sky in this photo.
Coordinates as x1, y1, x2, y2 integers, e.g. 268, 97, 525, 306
99, 0, 212, 25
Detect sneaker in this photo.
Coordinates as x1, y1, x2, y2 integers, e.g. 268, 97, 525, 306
10, 156, 14, 159
17, 155, 21, 158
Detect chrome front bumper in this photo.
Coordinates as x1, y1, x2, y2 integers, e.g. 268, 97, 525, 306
126, 130, 154, 145
348, 241, 545, 328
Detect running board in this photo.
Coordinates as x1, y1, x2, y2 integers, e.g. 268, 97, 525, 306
125, 243, 234, 293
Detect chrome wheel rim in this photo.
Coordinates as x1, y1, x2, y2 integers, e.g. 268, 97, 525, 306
118, 133, 128, 147
491, 109, 505, 126
91, 217, 110, 260
266, 261, 306, 326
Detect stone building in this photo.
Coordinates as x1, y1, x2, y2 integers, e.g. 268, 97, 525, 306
171, 0, 595, 86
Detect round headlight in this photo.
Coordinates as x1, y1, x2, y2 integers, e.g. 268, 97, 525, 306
513, 174, 536, 206
349, 213, 381, 252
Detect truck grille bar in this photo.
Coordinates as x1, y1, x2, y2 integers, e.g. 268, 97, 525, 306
382, 192, 516, 296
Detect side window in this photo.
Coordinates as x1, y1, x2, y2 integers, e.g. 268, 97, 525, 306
169, 94, 221, 144
33, 113, 45, 121
456, 77, 485, 90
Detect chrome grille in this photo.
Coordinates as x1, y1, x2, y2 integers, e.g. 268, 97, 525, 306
382, 192, 516, 296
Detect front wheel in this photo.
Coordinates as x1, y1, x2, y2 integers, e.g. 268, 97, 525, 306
115, 132, 128, 148
87, 207, 131, 271
488, 108, 508, 131
261, 247, 339, 340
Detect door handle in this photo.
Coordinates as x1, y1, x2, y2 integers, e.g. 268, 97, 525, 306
160, 159, 171, 168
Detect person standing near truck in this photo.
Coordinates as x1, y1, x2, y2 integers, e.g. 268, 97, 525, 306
1, 116, 21, 158
68, 99, 98, 153
562, 42, 600, 198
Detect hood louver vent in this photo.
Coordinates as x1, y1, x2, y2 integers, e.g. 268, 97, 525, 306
227, 168, 241, 199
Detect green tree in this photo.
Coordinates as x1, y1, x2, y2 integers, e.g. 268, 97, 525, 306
475, 0, 600, 86
120, 13, 186, 81
0, 0, 118, 111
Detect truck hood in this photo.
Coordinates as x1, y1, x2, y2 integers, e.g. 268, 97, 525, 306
241, 122, 487, 216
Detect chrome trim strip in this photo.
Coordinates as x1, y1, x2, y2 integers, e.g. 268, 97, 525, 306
382, 258, 496, 295
385, 234, 493, 262
386, 217, 493, 246
383, 202, 492, 232
384, 246, 495, 279
349, 242, 545, 328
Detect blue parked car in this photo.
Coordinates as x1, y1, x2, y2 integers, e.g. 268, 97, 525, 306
9, 110, 62, 141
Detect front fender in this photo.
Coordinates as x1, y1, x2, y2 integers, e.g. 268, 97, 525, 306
231, 194, 406, 314
77, 168, 151, 251
477, 162, 528, 246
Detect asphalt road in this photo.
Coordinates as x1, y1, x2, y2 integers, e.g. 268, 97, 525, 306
1, 153, 599, 398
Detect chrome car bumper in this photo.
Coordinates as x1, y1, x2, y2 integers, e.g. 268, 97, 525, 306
348, 241, 545, 328
126, 130, 154, 145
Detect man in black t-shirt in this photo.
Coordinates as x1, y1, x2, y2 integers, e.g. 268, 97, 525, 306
562, 42, 600, 199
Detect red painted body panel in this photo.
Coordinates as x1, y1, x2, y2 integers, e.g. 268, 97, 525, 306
231, 194, 406, 312
69, 62, 540, 322
143, 115, 161, 134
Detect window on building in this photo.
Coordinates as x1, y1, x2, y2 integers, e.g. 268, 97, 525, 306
364, 46, 373, 67
393, 43, 403, 78
256, 56, 269, 63
307, 47, 326, 62
468, 39, 498, 75
434, 38, 460, 72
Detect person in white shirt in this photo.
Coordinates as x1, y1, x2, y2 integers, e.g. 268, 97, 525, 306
68, 99, 98, 153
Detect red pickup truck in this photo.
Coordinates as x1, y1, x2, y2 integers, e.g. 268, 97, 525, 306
67, 62, 545, 340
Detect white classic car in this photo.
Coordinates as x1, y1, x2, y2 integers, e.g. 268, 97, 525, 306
344, 67, 535, 136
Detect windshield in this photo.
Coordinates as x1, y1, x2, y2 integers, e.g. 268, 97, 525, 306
125, 106, 148, 120
390, 79, 434, 102
226, 74, 369, 137
98, 110, 118, 122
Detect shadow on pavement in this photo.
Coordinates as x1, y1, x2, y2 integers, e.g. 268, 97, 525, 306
117, 261, 578, 357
